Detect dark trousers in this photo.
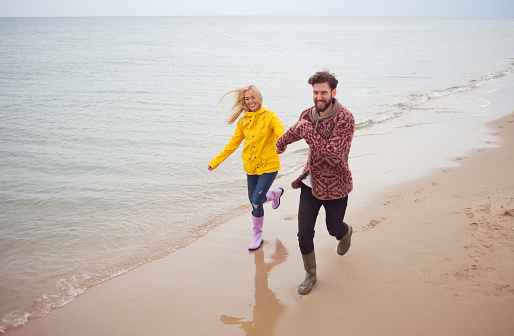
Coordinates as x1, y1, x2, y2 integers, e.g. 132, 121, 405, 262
298, 183, 349, 255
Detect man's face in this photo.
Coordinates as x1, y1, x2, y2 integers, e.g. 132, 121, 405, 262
312, 82, 336, 113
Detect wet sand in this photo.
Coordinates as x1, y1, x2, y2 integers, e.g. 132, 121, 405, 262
5, 79, 514, 335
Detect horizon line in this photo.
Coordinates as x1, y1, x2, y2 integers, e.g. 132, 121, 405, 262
1, 14, 513, 19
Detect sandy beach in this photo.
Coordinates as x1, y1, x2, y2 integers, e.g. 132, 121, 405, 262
5, 77, 514, 335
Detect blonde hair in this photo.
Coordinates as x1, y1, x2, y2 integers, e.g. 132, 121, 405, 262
219, 85, 263, 125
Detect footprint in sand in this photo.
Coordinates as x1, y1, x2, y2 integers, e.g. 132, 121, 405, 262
454, 268, 475, 281
432, 182, 439, 186
364, 219, 382, 231
494, 284, 511, 293
415, 199, 426, 203
485, 266, 497, 274
502, 209, 514, 217
476, 204, 491, 214
456, 157, 466, 161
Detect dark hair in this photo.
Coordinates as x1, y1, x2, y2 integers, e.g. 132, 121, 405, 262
308, 71, 338, 90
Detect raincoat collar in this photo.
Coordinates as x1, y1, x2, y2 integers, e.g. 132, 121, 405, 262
244, 106, 267, 117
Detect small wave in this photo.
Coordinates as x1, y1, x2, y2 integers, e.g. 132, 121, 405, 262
0, 189, 253, 334
355, 110, 404, 130
415, 64, 512, 103
354, 63, 514, 130
0, 270, 128, 333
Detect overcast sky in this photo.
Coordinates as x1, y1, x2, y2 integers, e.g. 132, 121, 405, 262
1, 0, 513, 18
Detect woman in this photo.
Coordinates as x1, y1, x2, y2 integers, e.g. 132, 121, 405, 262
208, 85, 285, 251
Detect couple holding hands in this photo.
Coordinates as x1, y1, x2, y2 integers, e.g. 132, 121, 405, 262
208, 71, 354, 295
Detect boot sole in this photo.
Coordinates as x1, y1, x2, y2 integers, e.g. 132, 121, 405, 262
298, 279, 316, 295
248, 239, 263, 251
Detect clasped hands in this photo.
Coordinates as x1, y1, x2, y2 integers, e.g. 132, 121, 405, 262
276, 119, 308, 154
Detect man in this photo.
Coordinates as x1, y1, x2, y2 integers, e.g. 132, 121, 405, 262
276, 71, 355, 295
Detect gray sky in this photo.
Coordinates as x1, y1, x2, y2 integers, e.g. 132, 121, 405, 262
1, 0, 513, 17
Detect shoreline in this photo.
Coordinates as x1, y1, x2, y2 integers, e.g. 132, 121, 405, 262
5, 79, 514, 335
275, 112, 514, 335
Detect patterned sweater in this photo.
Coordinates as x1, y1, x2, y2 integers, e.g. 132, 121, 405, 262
276, 98, 355, 200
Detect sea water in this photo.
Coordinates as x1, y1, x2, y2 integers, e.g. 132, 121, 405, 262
0, 16, 513, 332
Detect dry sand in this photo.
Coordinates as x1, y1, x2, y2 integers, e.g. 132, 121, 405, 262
275, 112, 514, 336
5, 97, 514, 334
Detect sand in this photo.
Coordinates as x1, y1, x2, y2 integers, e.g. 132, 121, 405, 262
5, 79, 514, 335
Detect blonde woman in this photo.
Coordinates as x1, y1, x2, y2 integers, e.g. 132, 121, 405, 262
208, 85, 285, 251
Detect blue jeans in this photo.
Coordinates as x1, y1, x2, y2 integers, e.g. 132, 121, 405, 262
247, 171, 278, 218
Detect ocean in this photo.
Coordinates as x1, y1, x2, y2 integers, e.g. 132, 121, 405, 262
1, 16, 513, 332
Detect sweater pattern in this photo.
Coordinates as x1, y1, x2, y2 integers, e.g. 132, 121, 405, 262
276, 98, 354, 200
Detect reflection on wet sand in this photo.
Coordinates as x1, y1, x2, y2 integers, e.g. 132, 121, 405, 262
220, 240, 288, 335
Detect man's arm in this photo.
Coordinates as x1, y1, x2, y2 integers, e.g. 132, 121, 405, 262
275, 109, 311, 153
295, 112, 355, 166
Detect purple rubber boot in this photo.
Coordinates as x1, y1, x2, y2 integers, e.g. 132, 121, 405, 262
266, 187, 284, 209
249, 215, 264, 251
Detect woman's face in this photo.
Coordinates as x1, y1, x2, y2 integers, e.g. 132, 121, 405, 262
245, 90, 261, 112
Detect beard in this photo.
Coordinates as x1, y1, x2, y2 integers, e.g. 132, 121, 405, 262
315, 95, 333, 113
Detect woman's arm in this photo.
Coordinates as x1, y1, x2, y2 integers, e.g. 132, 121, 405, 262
208, 121, 245, 170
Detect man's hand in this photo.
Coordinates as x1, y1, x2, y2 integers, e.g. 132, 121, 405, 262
276, 145, 287, 154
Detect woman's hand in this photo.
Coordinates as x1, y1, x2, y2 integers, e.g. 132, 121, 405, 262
208, 165, 214, 171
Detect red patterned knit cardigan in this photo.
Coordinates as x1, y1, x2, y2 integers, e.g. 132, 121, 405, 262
276, 98, 355, 200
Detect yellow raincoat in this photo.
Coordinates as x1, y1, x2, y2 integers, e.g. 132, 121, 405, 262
209, 106, 284, 175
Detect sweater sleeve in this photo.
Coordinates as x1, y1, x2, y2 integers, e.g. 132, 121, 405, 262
295, 112, 355, 167
276, 110, 309, 151
209, 121, 245, 169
